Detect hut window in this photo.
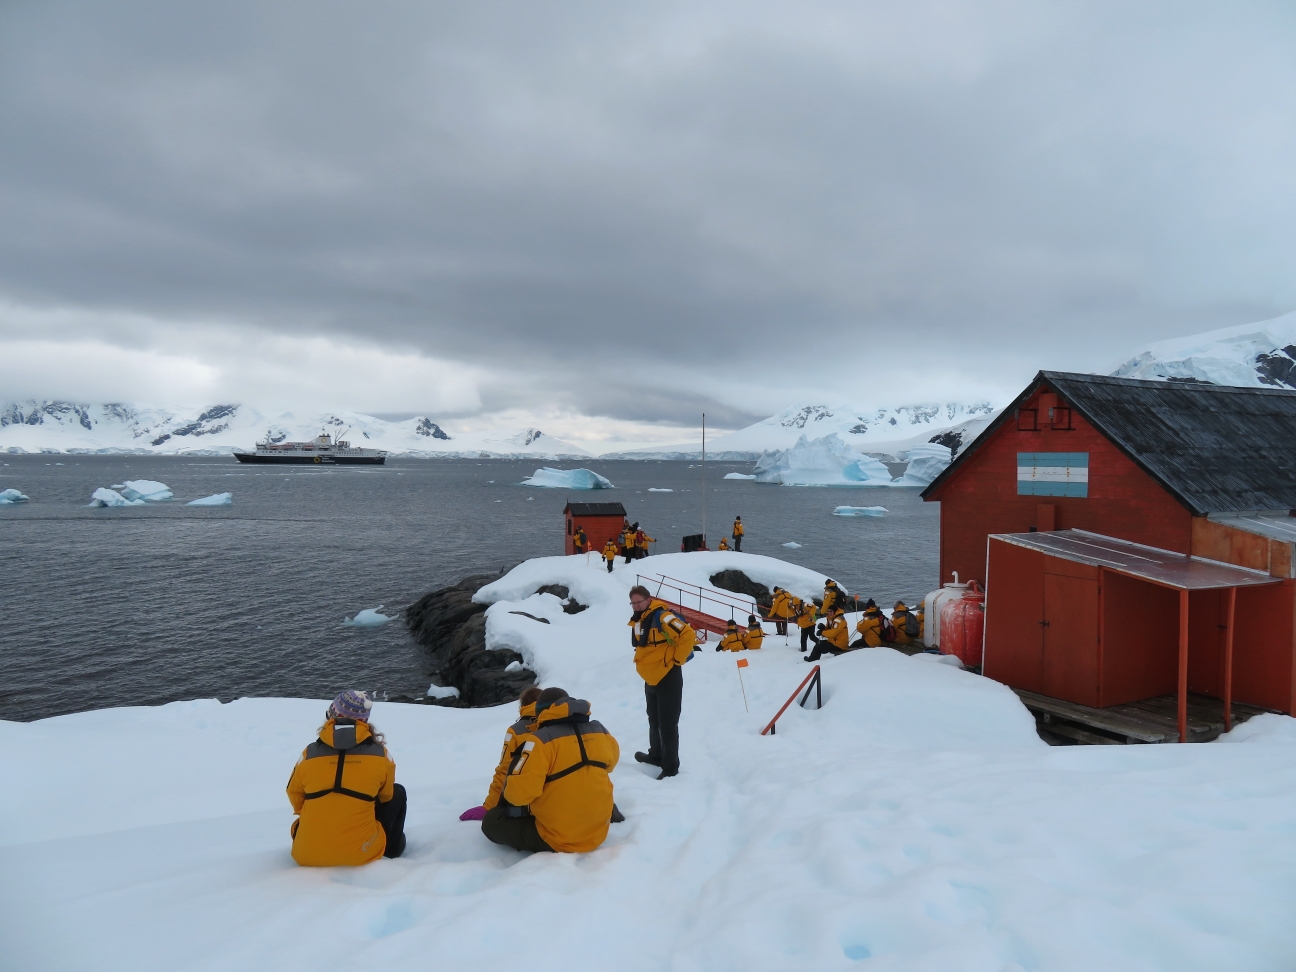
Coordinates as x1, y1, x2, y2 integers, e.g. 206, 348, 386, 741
1050, 407, 1072, 430
1016, 408, 1038, 431
567, 520, 572, 535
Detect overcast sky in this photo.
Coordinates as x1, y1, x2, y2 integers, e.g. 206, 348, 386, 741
2, 1, 1295, 449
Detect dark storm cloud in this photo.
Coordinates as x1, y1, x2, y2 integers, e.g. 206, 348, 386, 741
2, 0, 1295, 411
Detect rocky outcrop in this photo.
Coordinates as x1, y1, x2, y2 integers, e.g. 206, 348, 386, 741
405, 573, 537, 706
709, 570, 773, 609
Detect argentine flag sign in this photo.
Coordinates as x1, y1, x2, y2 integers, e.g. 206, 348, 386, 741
1017, 452, 1088, 497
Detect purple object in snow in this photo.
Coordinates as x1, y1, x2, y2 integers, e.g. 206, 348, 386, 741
459, 806, 487, 821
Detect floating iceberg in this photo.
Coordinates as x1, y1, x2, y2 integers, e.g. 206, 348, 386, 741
647, 488, 673, 492
89, 487, 146, 507
0, 488, 29, 504
834, 505, 888, 516
896, 442, 953, 487
426, 684, 460, 700
343, 606, 392, 627
187, 492, 233, 506
111, 480, 173, 502
782, 541, 803, 548
520, 467, 614, 489
723, 472, 757, 480
753, 434, 892, 486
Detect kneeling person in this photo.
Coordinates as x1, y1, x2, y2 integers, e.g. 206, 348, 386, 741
482, 688, 620, 853
717, 619, 744, 652
806, 607, 849, 661
741, 615, 764, 650
287, 690, 405, 866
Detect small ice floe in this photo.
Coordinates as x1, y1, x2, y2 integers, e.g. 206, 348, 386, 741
723, 472, 756, 480
89, 487, 146, 507
344, 606, 392, 627
782, 541, 803, 548
520, 467, 614, 489
111, 480, 173, 502
187, 492, 232, 506
647, 488, 673, 492
833, 505, 887, 517
427, 684, 461, 700
0, 488, 29, 504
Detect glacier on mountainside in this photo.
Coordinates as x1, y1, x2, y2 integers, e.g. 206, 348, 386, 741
88, 487, 145, 507
753, 434, 893, 486
0, 488, 29, 504
521, 467, 614, 489
113, 480, 173, 502
187, 492, 232, 506
1111, 309, 1296, 388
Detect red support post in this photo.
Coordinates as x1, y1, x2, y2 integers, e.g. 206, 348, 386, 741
1178, 589, 1189, 743
1224, 587, 1236, 733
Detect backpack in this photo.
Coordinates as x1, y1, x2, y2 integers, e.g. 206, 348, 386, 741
902, 611, 919, 638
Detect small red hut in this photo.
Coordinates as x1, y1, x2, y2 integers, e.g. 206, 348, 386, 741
563, 501, 626, 556
922, 372, 1296, 738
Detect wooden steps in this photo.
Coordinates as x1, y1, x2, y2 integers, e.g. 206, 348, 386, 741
1013, 689, 1274, 745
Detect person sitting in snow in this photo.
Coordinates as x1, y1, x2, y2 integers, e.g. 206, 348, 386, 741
853, 599, 887, 648
717, 536, 730, 551
806, 607, 850, 661
717, 619, 744, 651
481, 687, 620, 853
795, 597, 819, 653
572, 525, 588, 554
474, 686, 542, 817
889, 601, 919, 645
741, 615, 764, 650
286, 690, 405, 866
602, 538, 618, 573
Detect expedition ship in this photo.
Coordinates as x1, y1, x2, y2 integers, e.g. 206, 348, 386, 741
233, 432, 387, 465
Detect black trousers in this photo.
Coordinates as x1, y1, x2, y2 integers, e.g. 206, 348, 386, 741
606, 558, 614, 572
645, 664, 683, 774
800, 626, 818, 651
733, 535, 742, 551
376, 783, 407, 858
774, 619, 788, 635
624, 550, 634, 563
481, 803, 554, 852
806, 642, 847, 662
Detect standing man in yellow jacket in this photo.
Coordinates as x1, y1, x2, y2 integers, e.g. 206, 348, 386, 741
602, 538, 618, 573
628, 584, 696, 779
572, 525, 588, 554
795, 597, 818, 653
732, 516, 744, 551
768, 587, 794, 636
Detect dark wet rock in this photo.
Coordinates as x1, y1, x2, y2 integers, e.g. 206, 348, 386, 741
535, 584, 569, 599
405, 573, 537, 707
709, 570, 773, 608
509, 611, 551, 623
562, 599, 587, 615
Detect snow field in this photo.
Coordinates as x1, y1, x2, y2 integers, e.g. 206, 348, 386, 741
3, 551, 1296, 970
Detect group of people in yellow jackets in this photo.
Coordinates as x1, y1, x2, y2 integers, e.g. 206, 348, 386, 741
759, 580, 924, 662
591, 521, 656, 570
716, 615, 764, 652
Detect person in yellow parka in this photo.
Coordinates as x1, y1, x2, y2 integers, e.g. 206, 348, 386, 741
286, 690, 404, 866
795, 596, 818, 653
482, 688, 620, 853
806, 607, 849, 661
732, 516, 744, 551
716, 619, 745, 651
717, 536, 730, 551
480, 686, 542, 813
890, 601, 919, 645
602, 538, 619, 572
822, 580, 844, 615
768, 587, 794, 635
623, 523, 639, 563
572, 525, 588, 554
634, 527, 655, 559
853, 599, 887, 648
741, 615, 764, 650
628, 585, 696, 779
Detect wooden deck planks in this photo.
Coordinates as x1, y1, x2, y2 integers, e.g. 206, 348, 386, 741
1013, 689, 1273, 745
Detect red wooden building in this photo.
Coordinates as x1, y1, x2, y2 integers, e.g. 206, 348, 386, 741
563, 501, 626, 556
922, 372, 1296, 738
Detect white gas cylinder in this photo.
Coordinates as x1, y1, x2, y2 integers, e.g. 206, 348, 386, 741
922, 572, 969, 648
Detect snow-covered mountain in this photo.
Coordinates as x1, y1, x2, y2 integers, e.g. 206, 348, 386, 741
1111, 310, 1296, 388
606, 402, 999, 461
0, 402, 590, 458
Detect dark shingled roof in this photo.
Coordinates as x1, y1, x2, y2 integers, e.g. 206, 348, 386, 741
922, 371, 1296, 515
563, 501, 626, 517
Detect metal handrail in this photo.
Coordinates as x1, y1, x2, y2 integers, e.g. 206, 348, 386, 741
637, 574, 759, 623
761, 665, 822, 735
651, 573, 757, 612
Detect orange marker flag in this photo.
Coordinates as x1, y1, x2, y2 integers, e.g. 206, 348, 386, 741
736, 658, 749, 668
736, 657, 749, 712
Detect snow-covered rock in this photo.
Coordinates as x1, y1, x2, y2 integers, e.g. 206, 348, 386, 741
113, 480, 172, 502
833, 505, 887, 516
0, 488, 28, 504
1111, 309, 1296, 388
88, 487, 145, 507
426, 684, 461, 700
8, 550, 1294, 970
520, 467, 614, 489
186, 492, 233, 507
753, 433, 893, 486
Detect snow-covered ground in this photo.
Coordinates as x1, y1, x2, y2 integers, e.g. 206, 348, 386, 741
1112, 309, 1296, 388
0, 401, 590, 458
4, 551, 1296, 971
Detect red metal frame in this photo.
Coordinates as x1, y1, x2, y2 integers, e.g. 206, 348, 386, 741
761, 665, 822, 735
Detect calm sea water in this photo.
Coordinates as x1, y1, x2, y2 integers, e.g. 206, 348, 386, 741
0, 456, 940, 721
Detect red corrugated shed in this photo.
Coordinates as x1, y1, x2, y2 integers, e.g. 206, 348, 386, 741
563, 501, 626, 556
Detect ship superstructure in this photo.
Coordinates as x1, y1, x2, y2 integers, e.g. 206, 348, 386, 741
233, 432, 386, 465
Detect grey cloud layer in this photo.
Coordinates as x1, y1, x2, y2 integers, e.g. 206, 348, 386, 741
1, 1, 1294, 417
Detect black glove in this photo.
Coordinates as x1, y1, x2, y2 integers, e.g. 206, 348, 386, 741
816, 624, 824, 635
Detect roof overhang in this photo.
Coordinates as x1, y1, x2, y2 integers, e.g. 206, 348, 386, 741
990, 528, 1282, 591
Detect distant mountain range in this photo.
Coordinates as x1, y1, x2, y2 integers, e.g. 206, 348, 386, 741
0, 403, 590, 459
1112, 310, 1296, 388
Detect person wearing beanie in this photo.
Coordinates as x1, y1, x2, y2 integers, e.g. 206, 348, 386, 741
717, 619, 744, 651
795, 596, 819, 653
602, 538, 618, 572
628, 585, 696, 779
806, 607, 850, 661
768, 587, 794, 636
572, 525, 588, 554
731, 516, 744, 552
741, 615, 765, 651
286, 690, 406, 866
851, 598, 887, 648
478, 686, 543, 815
822, 580, 843, 614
